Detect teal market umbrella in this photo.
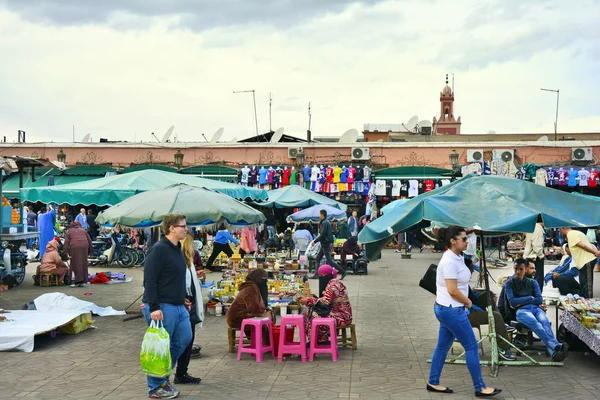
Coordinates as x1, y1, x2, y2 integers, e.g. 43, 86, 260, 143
359, 174, 600, 259
380, 198, 409, 215
96, 184, 266, 229
286, 204, 347, 224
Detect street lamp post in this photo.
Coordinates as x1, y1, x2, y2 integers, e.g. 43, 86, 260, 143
540, 88, 560, 142
57, 148, 66, 164
449, 148, 459, 179
233, 89, 259, 138
174, 149, 184, 170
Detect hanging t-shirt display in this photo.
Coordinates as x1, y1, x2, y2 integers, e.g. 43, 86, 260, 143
259, 168, 267, 185
282, 168, 291, 185
363, 166, 372, 182
483, 162, 491, 175
567, 169, 578, 187
408, 180, 419, 197
424, 179, 435, 192
547, 169, 556, 185
340, 167, 348, 183
266, 168, 275, 185
392, 180, 401, 197
400, 180, 409, 197
310, 166, 319, 182
374, 180, 386, 196
417, 180, 425, 195
441, 179, 451, 186
333, 167, 342, 183
250, 168, 259, 185
302, 166, 312, 182
347, 167, 355, 184
274, 168, 283, 187
535, 168, 548, 186
556, 169, 568, 186
355, 167, 363, 182
325, 167, 333, 183
578, 169, 590, 186
589, 170, 599, 188
240, 166, 250, 184
385, 180, 393, 197
320, 167, 326, 183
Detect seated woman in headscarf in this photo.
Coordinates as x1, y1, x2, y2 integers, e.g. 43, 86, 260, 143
299, 265, 353, 343
39, 240, 69, 284
226, 269, 273, 341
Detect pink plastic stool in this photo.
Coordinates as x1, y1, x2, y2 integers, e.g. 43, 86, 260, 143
278, 314, 307, 362
309, 318, 338, 362
237, 317, 275, 362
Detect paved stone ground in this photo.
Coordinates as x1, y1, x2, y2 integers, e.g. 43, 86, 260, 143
1, 250, 599, 400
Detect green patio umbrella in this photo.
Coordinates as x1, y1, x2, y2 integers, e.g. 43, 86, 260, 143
96, 184, 265, 229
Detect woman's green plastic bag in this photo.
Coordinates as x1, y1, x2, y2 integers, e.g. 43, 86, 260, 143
140, 320, 172, 377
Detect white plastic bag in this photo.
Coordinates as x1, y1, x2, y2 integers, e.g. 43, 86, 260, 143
305, 241, 321, 260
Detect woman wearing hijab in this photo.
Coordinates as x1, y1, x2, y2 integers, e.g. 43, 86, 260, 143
63, 220, 93, 287
299, 264, 352, 343
39, 240, 69, 284
174, 233, 203, 385
226, 269, 272, 332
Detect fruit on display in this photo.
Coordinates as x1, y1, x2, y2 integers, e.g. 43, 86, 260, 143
11, 208, 20, 224
1, 196, 9, 206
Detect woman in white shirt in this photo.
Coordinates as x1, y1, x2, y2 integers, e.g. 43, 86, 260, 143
427, 226, 502, 398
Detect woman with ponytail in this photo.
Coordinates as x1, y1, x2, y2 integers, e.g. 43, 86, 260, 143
427, 226, 502, 398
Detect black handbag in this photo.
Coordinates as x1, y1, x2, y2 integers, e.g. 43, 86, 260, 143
310, 300, 331, 318
419, 264, 437, 295
189, 301, 201, 325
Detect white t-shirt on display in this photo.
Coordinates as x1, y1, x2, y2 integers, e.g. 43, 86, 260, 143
578, 169, 590, 186
241, 166, 250, 183
435, 250, 471, 307
391, 180, 401, 196
310, 166, 320, 182
408, 180, 419, 197
374, 180, 386, 196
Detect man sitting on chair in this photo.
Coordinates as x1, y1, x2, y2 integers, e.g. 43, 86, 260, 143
544, 244, 580, 295
505, 258, 569, 362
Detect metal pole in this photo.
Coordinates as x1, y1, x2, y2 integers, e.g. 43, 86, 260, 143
269, 92, 272, 132
554, 90, 560, 142
252, 90, 259, 137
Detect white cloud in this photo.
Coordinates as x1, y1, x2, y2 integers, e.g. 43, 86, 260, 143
0, 0, 598, 144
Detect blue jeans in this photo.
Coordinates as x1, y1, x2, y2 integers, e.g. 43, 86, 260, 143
267, 226, 276, 239
516, 306, 560, 356
429, 303, 486, 392
141, 303, 192, 394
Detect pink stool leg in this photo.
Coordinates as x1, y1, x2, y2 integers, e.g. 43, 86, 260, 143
255, 322, 264, 363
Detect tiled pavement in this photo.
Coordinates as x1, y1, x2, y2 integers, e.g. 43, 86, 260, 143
1, 250, 599, 400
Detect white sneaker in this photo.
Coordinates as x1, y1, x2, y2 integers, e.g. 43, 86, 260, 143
70, 283, 76, 288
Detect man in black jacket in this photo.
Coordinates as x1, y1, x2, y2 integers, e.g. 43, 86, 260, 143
86, 209, 98, 240
141, 213, 193, 398
312, 209, 346, 279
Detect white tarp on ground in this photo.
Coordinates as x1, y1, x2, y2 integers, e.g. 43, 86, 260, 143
0, 310, 88, 352
33, 293, 126, 316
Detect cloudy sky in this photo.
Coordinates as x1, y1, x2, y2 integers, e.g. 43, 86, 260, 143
0, 0, 599, 143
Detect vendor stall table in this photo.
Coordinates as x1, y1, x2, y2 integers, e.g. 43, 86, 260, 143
561, 310, 600, 356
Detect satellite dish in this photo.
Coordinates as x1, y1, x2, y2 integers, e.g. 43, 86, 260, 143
406, 115, 419, 130
161, 125, 175, 143
270, 127, 284, 143
81, 133, 91, 143
210, 127, 224, 143
538, 135, 549, 141
229, 136, 238, 143
418, 120, 432, 128
339, 129, 358, 143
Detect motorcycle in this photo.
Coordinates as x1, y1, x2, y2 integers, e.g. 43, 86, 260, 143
0, 240, 28, 287
87, 232, 135, 268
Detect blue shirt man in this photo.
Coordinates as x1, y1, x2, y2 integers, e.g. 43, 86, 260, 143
75, 208, 88, 229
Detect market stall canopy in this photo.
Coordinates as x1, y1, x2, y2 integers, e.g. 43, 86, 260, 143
572, 192, 600, 201
286, 204, 347, 224
20, 169, 268, 206
96, 184, 265, 229
256, 185, 347, 211
380, 199, 410, 215
359, 174, 600, 259
2, 166, 112, 199
0, 156, 66, 173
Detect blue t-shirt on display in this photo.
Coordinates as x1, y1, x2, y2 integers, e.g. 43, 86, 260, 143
340, 167, 348, 183
302, 166, 311, 182
319, 167, 326, 183
259, 168, 268, 185
567, 170, 578, 186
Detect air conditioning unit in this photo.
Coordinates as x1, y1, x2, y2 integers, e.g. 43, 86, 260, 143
492, 149, 514, 163
351, 147, 370, 160
467, 149, 484, 163
287, 147, 303, 158
572, 147, 593, 161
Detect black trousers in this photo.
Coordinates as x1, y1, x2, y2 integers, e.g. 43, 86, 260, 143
579, 260, 595, 298
316, 243, 344, 274
205, 242, 233, 269
552, 276, 580, 296
532, 257, 545, 294
176, 323, 195, 377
